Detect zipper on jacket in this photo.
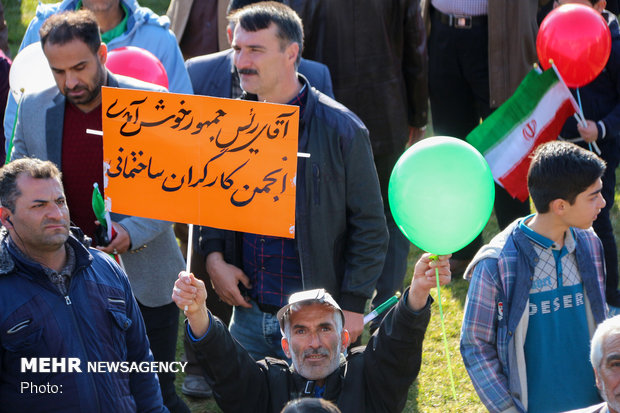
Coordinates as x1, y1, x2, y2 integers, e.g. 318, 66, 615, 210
65, 276, 102, 412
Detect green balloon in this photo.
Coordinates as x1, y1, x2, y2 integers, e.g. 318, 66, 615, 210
388, 136, 495, 255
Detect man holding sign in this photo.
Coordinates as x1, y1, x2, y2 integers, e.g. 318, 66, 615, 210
10, 11, 188, 413
197, 2, 388, 359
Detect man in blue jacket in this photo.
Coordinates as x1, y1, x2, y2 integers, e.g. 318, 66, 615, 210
0, 157, 168, 413
4, 0, 192, 153
10, 10, 189, 412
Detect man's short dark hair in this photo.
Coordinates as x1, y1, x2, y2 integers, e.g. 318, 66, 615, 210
528, 141, 606, 213
229, 1, 303, 66
0, 158, 63, 213
40, 10, 101, 55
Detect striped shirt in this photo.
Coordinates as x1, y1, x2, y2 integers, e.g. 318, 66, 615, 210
432, 0, 487, 16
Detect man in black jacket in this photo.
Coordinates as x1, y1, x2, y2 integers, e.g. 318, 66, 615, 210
197, 1, 388, 361
172, 253, 451, 413
179, 0, 334, 398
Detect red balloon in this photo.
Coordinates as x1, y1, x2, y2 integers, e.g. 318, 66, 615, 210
105, 46, 169, 89
537, 4, 611, 88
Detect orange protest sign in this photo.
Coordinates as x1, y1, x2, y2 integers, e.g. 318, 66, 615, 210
101, 87, 298, 238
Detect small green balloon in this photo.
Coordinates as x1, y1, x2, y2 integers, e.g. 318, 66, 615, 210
388, 136, 495, 255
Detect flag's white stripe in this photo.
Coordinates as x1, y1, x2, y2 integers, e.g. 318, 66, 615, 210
484, 82, 571, 178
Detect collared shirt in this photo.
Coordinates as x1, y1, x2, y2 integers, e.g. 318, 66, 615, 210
460, 219, 606, 412
519, 215, 578, 287
519, 216, 598, 412
8, 237, 76, 296
242, 84, 308, 308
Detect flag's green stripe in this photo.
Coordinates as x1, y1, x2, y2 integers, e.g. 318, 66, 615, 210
466, 70, 559, 154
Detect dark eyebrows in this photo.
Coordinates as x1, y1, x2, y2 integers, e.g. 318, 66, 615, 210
49, 60, 88, 72
32, 195, 65, 204
231, 42, 266, 51
291, 322, 334, 330
589, 188, 602, 198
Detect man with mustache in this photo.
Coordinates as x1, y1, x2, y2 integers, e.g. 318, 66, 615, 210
10, 10, 188, 413
172, 253, 451, 412
196, 1, 387, 363
180, 0, 333, 399
0, 158, 167, 413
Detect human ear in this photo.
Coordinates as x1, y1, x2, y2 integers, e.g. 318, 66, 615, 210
281, 336, 291, 358
550, 198, 566, 215
341, 330, 350, 349
98, 43, 108, 65
0, 207, 12, 229
594, 368, 603, 392
286, 42, 299, 66
226, 25, 233, 45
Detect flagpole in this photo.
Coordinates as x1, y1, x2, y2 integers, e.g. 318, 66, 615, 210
574, 88, 601, 155
550, 61, 587, 126
575, 87, 589, 131
184, 224, 193, 312
186, 224, 193, 274
6, 89, 25, 164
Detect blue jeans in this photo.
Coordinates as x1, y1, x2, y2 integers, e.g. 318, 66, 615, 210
229, 301, 289, 361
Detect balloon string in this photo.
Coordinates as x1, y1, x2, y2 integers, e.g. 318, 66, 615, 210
432, 256, 457, 401
6, 90, 24, 165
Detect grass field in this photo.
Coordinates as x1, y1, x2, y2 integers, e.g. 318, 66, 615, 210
8, 1, 620, 412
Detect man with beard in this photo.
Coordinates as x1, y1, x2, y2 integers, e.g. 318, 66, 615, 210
4, 0, 192, 152
10, 10, 189, 413
564, 315, 620, 413
171, 253, 451, 413
0, 158, 167, 413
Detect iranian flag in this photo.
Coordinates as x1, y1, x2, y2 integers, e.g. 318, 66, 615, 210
466, 67, 578, 201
